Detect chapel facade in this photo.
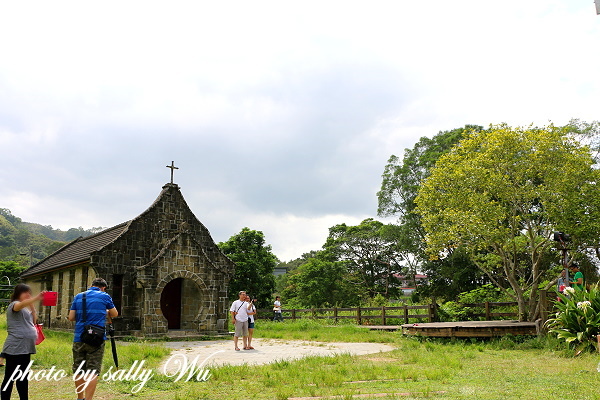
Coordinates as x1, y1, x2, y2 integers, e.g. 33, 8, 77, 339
20, 182, 235, 336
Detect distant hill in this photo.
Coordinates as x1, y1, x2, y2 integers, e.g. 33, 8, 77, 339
0, 208, 104, 267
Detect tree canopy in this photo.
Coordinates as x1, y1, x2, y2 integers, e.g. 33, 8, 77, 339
416, 124, 600, 320
281, 253, 363, 308
377, 125, 486, 299
218, 227, 277, 308
324, 218, 404, 298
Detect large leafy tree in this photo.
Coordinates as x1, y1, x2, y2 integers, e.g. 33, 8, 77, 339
418, 246, 488, 300
324, 218, 404, 298
377, 125, 487, 297
218, 228, 277, 308
378, 125, 483, 224
281, 253, 363, 308
274, 250, 320, 294
416, 124, 600, 321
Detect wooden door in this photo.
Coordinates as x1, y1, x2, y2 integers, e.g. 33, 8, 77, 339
160, 278, 182, 329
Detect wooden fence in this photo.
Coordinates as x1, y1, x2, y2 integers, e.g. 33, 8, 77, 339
255, 290, 552, 325
257, 304, 437, 325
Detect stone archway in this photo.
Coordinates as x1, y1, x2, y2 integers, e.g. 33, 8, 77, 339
156, 271, 209, 331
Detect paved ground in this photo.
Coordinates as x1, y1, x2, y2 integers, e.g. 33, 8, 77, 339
160, 339, 396, 372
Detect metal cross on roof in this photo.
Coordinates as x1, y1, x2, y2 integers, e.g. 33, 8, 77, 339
166, 161, 179, 184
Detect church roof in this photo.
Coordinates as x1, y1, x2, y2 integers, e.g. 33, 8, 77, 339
21, 222, 130, 278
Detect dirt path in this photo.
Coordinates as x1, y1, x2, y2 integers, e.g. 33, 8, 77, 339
160, 338, 396, 372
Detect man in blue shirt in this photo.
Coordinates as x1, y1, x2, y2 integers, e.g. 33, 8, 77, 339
68, 278, 118, 400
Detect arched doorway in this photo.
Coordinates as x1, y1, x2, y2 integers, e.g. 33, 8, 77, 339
159, 277, 203, 330
160, 278, 183, 329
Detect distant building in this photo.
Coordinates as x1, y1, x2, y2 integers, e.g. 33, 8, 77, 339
394, 273, 428, 296
273, 266, 288, 276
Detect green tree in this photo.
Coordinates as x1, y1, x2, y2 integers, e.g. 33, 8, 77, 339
416, 124, 600, 321
281, 255, 363, 308
274, 251, 320, 294
377, 126, 487, 297
418, 246, 488, 301
324, 218, 404, 298
218, 228, 277, 308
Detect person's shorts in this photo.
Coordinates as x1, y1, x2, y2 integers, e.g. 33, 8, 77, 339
248, 321, 255, 329
73, 342, 105, 376
234, 320, 249, 337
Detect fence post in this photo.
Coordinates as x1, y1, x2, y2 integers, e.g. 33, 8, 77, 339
403, 304, 409, 324
485, 301, 491, 320
357, 306, 362, 325
381, 306, 387, 326
333, 307, 338, 324
292, 309, 296, 320
311, 308, 316, 319
426, 304, 433, 322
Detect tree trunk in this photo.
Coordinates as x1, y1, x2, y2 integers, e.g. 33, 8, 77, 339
515, 289, 527, 322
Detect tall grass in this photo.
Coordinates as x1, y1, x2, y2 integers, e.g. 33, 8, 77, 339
0, 312, 593, 400
253, 319, 400, 343
0, 313, 170, 379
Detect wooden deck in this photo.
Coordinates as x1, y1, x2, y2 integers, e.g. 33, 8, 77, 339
401, 320, 540, 338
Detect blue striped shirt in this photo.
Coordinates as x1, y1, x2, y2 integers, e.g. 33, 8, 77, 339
70, 287, 115, 342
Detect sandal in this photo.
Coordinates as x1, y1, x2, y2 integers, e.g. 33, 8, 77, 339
235, 348, 240, 351
248, 346, 255, 350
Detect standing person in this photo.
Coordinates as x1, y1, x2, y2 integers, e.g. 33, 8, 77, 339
230, 291, 249, 351
569, 263, 585, 291
68, 278, 118, 400
246, 295, 257, 350
1, 284, 45, 400
273, 296, 283, 322
557, 269, 568, 294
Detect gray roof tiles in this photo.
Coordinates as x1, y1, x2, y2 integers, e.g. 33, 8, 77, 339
21, 222, 130, 277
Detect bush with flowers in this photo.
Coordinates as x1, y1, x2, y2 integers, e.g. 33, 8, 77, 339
546, 284, 600, 352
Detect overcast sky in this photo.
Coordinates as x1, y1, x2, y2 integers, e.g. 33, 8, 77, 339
1, 1, 599, 261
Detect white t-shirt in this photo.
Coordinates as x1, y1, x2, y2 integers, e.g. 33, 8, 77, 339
230, 300, 249, 322
274, 300, 282, 312
248, 303, 256, 323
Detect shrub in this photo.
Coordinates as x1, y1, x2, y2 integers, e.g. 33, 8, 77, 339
438, 284, 513, 322
547, 285, 600, 353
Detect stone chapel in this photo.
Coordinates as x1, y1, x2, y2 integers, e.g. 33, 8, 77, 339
20, 180, 235, 337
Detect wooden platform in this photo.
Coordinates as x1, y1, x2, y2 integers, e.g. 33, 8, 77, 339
401, 320, 539, 338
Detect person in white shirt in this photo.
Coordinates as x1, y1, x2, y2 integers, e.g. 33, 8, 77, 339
230, 291, 249, 351
273, 296, 283, 322
245, 294, 257, 350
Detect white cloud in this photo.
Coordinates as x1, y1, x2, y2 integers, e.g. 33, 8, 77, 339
0, 1, 599, 260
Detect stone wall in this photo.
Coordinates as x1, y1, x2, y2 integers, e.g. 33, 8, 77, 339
22, 184, 233, 337
181, 278, 201, 330
23, 264, 98, 330
89, 183, 233, 336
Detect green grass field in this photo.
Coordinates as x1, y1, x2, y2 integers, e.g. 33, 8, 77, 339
1, 318, 600, 399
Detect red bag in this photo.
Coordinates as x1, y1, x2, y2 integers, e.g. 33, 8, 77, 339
35, 324, 45, 345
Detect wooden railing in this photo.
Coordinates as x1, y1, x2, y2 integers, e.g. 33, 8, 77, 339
256, 304, 437, 324
255, 290, 552, 325
459, 301, 519, 320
